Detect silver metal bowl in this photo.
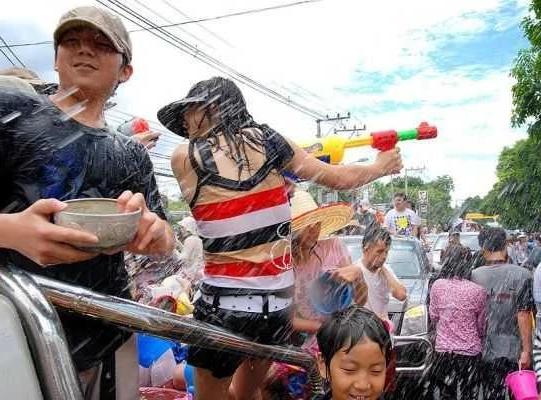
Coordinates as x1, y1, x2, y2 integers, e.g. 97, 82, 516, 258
53, 198, 141, 253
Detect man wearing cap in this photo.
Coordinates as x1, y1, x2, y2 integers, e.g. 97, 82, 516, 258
0, 6, 174, 399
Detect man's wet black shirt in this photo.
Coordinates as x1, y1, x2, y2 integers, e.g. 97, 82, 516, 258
0, 90, 166, 369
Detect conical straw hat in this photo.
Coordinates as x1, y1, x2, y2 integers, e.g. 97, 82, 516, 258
291, 190, 353, 238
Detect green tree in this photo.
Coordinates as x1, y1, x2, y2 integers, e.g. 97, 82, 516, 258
168, 198, 190, 212
511, 0, 541, 138
483, 137, 541, 229
461, 196, 485, 214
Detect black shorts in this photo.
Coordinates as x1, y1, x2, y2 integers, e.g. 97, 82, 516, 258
187, 297, 293, 379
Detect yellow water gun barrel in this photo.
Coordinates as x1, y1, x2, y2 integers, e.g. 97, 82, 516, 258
302, 122, 437, 164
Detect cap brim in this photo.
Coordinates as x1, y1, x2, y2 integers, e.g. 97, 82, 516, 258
157, 94, 210, 137
54, 18, 124, 54
292, 203, 353, 239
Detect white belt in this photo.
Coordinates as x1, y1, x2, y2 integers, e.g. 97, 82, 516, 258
196, 291, 293, 313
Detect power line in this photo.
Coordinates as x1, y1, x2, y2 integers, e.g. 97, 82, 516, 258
96, 0, 326, 119
0, 40, 52, 49
129, 0, 216, 49
158, 0, 232, 48
0, 46, 16, 66
131, 0, 322, 32
0, 1, 321, 48
0, 35, 26, 67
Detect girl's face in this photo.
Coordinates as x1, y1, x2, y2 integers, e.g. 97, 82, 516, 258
183, 103, 216, 138
326, 338, 387, 400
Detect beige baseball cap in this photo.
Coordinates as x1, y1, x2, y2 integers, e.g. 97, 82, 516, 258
54, 6, 132, 63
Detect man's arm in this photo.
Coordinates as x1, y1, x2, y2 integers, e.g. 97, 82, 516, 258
517, 276, 534, 369
382, 266, 407, 301
0, 200, 99, 266
284, 138, 402, 190
116, 191, 175, 257
518, 311, 533, 369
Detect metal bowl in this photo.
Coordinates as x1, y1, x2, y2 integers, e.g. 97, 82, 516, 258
53, 198, 141, 253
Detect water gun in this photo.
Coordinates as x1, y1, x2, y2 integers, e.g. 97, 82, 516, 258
117, 117, 150, 136
302, 122, 437, 164
131, 117, 150, 134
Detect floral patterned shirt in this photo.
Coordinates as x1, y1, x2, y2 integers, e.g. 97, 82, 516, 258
429, 278, 487, 356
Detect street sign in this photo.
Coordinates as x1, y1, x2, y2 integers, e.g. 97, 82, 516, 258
420, 203, 428, 213
418, 190, 428, 203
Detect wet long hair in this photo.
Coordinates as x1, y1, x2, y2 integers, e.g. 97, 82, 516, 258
317, 305, 392, 380
187, 77, 273, 177
439, 244, 473, 280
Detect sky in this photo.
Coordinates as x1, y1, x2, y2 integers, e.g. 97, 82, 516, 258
0, 0, 532, 204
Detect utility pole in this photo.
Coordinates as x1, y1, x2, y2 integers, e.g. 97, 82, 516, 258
316, 112, 351, 138
404, 166, 426, 197
334, 123, 367, 138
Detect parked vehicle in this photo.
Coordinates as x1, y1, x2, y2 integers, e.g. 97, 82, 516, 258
429, 232, 480, 271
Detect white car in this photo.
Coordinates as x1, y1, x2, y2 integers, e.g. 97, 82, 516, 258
429, 232, 481, 271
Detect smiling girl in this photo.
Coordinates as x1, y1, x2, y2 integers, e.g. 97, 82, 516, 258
316, 306, 393, 400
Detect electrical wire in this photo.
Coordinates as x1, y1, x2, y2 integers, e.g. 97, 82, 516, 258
0, 35, 26, 67
0, 1, 321, 47
129, 0, 215, 49
0, 47, 15, 66
96, 0, 326, 119
158, 0, 232, 48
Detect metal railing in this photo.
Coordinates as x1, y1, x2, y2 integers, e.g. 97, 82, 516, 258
0, 266, 84, 400
30, 272, 325, 397
0, 266, 433, 399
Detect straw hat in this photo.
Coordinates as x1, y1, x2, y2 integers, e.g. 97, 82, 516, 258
291, 190, 353, 238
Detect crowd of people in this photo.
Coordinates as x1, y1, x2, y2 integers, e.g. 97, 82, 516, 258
0, 5, 402, 400
3, 5, 541, 400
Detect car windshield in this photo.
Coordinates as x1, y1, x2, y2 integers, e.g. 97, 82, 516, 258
460, 235, 480, 250
433, 235, 448, 251
343, 239, 422, 279
387, 242, 422, 278
433, 234, 480, 251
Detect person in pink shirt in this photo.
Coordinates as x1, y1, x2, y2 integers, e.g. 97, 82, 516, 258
429, 244, 487, 400
262, 190, 367, 399
289, 190, 368, 335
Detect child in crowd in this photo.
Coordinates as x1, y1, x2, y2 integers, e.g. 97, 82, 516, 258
316, 305, 394, 400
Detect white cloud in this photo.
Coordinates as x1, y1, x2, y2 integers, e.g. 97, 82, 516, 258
0, 0, 530, 203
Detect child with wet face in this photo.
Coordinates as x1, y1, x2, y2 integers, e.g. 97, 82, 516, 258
316, 305, 393, 400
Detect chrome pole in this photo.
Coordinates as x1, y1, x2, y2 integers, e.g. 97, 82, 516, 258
31, 273, 325, 397
0, 266, 83, 400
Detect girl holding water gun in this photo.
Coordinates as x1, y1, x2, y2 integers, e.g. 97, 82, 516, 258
159, 76, 402, 400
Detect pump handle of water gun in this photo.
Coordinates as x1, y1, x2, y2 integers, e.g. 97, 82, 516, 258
346, 122, 437, 152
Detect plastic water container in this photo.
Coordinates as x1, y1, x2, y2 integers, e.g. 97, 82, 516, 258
505, 370, 538, 400
308, 271, 353, 315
